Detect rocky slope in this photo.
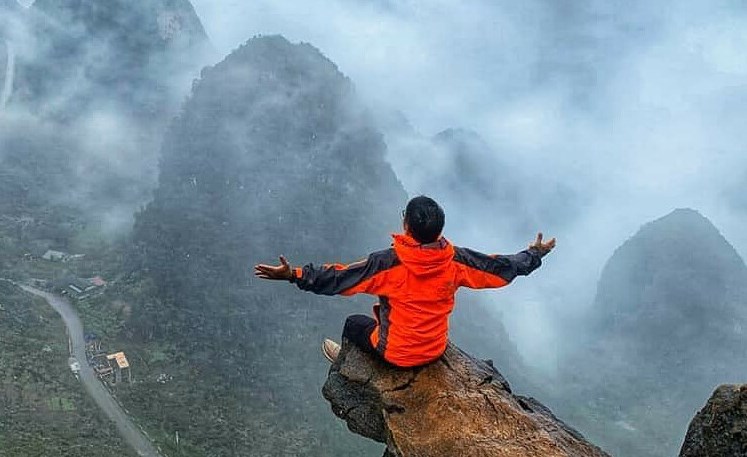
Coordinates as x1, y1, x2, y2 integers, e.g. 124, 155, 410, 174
679, 384, 747, 457
324, 340, 611, 457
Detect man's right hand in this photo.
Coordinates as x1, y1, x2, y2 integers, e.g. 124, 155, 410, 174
254, 255, 293, 280
529, 232, 556, 257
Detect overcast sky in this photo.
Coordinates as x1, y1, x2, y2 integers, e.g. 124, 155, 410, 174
188, 0, 747, 369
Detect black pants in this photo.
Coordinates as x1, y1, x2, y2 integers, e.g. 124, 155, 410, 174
342, 314, 377, 354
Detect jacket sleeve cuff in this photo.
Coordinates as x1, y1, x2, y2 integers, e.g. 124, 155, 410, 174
527, 247, 543, 268
527, 246, 543, 258
289, 267, 303, 283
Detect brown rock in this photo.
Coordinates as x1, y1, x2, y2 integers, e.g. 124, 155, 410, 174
323, 340, 611, 457
679, 384, 747, 457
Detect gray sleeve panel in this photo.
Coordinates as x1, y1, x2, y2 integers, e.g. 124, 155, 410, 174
294, 248, 399, 296
454, 246, 542, 283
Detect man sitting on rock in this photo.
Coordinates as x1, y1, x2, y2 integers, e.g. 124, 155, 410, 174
254, 195, 555, 368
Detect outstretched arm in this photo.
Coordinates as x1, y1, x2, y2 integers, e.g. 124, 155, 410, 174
455, 232, 556, 289
254, 249, 397, 296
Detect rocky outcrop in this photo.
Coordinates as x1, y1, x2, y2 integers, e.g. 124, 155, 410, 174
679, 384, 747, 457
323, 340, 610, 457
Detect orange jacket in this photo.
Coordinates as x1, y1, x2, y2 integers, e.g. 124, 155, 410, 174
292, 233, 543, 367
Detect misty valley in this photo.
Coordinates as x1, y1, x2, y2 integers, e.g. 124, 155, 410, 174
1, 1, 747, 456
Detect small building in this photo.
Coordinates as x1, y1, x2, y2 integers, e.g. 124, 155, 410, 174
40, 250, 85, 263
58, 276, 107, 299
92, 353, 113, 379
42, 250, 68, 262
68, 278, 96, 295
106, 352, 131, 383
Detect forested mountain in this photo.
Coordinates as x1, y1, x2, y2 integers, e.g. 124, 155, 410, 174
0, 0, 212, 253
555, 208, 747, 457
8, 3, 744, 455
123, 35, 533, 455
0, 117, 85, 258
1, 6, 533, 450
592, 208, 747, 360
15, 0, 210, 119
128, 35, 406, 455
133, 35, 408, 299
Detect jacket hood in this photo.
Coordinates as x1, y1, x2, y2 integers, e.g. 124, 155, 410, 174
392, 233, 454, 277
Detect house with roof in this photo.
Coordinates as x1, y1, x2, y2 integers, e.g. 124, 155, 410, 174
106, 352, 131, 383
56, 276, 108, 299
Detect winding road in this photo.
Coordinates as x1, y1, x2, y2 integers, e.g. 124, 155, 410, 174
14, 283, 161, 457
1, 40, 14, 108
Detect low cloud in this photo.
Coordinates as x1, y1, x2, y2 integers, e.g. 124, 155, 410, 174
187, 0, 747, 369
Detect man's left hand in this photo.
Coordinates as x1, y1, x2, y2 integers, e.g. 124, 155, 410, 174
528, 232, 556, 257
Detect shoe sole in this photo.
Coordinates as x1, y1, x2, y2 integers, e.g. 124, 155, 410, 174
322, 342, 335, 363
322, 341, 340, 363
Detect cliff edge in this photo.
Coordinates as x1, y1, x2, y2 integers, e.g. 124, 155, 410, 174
323, 340, 611, 457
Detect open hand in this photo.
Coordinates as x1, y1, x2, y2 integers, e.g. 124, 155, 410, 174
254, 255, 293, 280
528, 232, 556, 257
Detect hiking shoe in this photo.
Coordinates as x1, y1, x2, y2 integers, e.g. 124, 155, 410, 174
322, 338, 341, 363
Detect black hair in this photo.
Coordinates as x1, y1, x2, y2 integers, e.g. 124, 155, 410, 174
404, 195, 445, 244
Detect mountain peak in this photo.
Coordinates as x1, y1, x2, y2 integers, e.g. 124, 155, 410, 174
610, 207, 745, 274
645, 207, 715, 232
592, 208, 747, 359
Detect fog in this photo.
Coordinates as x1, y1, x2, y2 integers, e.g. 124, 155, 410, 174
188, 0, 747, 370
2, 0, 744, 371
2, 1, 746, 455
1, 0, 211, 240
